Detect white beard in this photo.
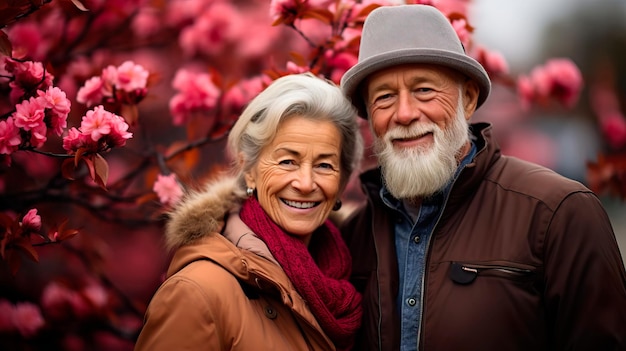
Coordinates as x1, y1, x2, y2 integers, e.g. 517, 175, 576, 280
373, 96, 470, 199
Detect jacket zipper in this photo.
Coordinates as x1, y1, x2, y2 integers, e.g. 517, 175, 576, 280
459, 263, 533, 275
415, 189, 453, 350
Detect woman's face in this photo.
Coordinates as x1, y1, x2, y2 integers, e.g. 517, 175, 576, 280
245, 116, 342, 245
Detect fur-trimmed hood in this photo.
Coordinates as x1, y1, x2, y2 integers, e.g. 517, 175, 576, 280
164, 176, 244, 250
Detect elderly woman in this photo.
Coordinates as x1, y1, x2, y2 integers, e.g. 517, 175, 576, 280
134, 73, 364, 351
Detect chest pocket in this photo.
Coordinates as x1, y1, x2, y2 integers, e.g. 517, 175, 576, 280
449, 261, 540, 285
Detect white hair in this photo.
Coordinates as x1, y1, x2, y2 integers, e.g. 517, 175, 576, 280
227, 73, 364, 193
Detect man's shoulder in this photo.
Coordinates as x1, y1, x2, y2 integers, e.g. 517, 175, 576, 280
487, 155, 594, 206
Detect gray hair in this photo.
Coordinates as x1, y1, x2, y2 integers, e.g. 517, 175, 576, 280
227, 72, 363, 195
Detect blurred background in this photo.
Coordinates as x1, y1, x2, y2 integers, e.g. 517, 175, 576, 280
472, 0, 626, 261
1, 0, 625, 349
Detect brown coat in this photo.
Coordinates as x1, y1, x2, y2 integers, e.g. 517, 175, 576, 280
341, 122, 626, 351
135, 177, 335, 351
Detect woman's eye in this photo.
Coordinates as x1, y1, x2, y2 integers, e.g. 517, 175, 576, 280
278, 159, 295, 166
317, 162, 336, 171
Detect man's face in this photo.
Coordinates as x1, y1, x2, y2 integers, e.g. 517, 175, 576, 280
365, 63, 474, 199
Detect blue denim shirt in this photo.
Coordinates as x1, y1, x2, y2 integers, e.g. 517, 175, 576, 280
380, 142, 477, 351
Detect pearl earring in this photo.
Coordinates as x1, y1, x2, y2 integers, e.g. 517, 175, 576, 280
246, 187, 254, 197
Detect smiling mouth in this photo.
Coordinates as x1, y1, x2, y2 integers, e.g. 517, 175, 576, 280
392, 131, 433, 142
282, 199, 319, 209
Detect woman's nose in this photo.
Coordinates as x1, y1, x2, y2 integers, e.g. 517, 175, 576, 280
292, 166, 316, 193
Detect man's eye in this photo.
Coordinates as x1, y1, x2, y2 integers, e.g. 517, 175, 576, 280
374, 93, 392, 102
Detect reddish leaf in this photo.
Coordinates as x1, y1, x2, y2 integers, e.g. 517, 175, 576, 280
302, 8, 334, 24
83, 156, 96, 180
356, 3, 380, 19
49, 218, 80, 241
92, 153, 109, 190
6, 250, 21, 276
14, 236, 39, 262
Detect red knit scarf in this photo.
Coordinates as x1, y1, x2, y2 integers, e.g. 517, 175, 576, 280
239, 197, 362, 350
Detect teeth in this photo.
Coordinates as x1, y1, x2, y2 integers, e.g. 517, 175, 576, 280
283, 199, 317, 209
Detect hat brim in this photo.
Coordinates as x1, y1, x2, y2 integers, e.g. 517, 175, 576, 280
341, 48, 491, 119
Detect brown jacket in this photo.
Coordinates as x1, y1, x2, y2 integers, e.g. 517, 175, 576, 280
135, 177, 335, 351
341, 122, 626, 351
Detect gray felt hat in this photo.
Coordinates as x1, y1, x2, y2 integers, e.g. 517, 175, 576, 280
340, 4, 491, 119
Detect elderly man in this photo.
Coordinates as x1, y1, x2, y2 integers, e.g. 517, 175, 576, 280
340, 4, 626, 351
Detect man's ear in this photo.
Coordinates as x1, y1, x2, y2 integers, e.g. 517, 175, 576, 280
462, 79, 480, 120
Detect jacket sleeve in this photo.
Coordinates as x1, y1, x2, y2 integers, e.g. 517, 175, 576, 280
543, 191, 626, 350
134, 277, 222, 350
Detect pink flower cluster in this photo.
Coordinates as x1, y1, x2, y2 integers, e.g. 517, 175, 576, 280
590, 83, 626, 150
1, 86, 71, 154
153, 173, 184, 207
517, 58, 583, 110
76, 60, 149, 107
474, 46, 509, 77
169, 69, 221, 126
0, 299, 45, 338
62, 106, 133, 154
40, 281, 109, 320
2, 57, 55, 105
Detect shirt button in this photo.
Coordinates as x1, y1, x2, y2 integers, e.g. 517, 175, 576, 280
413, 236, 420, 244
407, 298, 417, 306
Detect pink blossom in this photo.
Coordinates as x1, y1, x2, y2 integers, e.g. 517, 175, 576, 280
38, 86, 71, 136
114, 61, 149, 93
285, 61, 308, 74
13, 96, 46, 131
107, 114, 134, 148
21, 208, 42, 233
4, 59, 54, 90
222, 76, 266, 112
28, 123, 49, 148
132, 7, 162, 39
269, 0, 305, 24
0, 117, 22, 155
62, 127, 88, 152
80, 106, 133, 147
41, 281, 74, 320
7, 22, 49, 61
81, 106, 113, 141
601, 112, 626, 150
165, 0, 208, 27
179, 3, 238, 57
153, 174, 184, 207
169, 69, 221, 125
77, 76, 106, 107
516, 75, 535, 111
81, 284, 109, 309
451, 18, 471, 49
543, 59, 583, 108
325, 50, 358, 84
476, 46, 509, 76
12, 302, 45, 338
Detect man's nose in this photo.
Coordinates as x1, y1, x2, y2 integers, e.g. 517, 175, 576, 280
395, 91, 420, 126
